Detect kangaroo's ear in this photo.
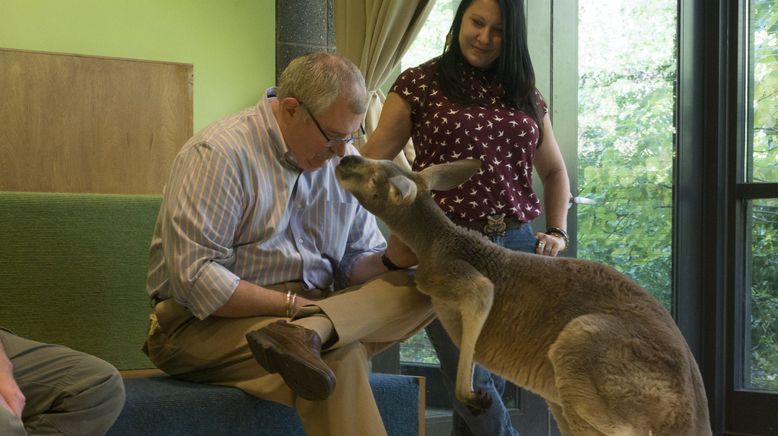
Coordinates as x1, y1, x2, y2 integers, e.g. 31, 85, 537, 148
388, 175, 418, 204
419, 159, 481, 191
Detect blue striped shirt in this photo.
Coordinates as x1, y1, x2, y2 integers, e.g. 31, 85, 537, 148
146, 89, 386, 319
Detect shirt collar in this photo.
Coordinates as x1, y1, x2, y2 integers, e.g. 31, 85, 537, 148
262, 87, 302, 173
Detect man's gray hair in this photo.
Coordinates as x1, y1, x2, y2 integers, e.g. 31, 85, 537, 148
277, 52, 367, 116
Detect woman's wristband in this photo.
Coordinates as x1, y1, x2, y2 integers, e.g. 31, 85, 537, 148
545, 226, 569, 251
381, 252, 402, 271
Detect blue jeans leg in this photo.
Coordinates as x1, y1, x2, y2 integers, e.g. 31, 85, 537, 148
426, 224, 536, 436
490, 223, 538, 254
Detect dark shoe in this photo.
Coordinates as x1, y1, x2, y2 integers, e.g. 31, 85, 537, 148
246, 320, 336, 401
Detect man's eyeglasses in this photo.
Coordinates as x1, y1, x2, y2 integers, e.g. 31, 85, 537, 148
299, 102, 365, 146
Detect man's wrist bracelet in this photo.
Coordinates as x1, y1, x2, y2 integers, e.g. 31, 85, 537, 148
545, 226, 569, 251
381, 252, 402, 271
285, 290, 297, 318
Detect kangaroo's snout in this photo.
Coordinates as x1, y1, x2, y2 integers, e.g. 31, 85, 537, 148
338, 155, 365, 168
335, 155, 367, 181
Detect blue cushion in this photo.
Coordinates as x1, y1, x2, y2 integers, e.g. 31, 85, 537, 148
108, 373, 421, 436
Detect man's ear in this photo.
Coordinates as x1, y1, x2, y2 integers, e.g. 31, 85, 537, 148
388, 175, 417, 204
279, 97, 302, 123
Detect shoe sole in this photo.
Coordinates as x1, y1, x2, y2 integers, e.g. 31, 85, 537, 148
246, 330, 335, 401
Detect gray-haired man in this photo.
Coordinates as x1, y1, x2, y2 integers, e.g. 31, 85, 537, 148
143, 52, 432, 436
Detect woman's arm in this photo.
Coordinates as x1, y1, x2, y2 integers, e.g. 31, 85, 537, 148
359, 92, 414, 160
534, 113, 572, 256
358, 93, 420, 270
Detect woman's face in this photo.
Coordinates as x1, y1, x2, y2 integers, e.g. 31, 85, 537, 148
458, 0, 503, 69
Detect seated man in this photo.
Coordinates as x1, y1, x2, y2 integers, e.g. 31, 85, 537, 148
143, 52, 433, 436
0, 329, 125, 436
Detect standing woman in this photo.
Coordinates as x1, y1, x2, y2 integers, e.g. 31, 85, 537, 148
360, 0, 571, 434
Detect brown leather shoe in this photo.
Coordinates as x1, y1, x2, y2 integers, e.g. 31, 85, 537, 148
246, 320, 336, 401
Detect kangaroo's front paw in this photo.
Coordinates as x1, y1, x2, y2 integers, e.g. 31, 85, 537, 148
464, 390, 492, 415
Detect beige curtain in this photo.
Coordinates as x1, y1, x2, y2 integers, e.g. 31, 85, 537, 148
335, 0, 435, 169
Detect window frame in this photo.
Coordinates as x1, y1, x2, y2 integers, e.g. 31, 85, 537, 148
727, 0, 778, 431
679, 0, 778, 433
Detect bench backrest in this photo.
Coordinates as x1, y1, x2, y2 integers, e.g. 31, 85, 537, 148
0, 191, 161, 369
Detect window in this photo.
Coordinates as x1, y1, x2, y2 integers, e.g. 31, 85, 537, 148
725, 0, 778, 432
746, 0, 778, 186
745, 199, 778, 391
742, 1, 778, 394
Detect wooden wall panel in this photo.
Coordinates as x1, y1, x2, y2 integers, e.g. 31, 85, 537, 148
0, 48, 192, 194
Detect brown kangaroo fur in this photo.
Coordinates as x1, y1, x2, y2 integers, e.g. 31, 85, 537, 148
336, 155, 712, 435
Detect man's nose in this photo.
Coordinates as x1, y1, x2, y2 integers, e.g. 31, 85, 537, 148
332, 141, 347, 157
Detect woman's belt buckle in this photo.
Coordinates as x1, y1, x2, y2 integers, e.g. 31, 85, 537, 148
483, 213, 507, 236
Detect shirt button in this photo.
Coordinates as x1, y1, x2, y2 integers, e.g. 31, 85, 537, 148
299, 239, 304, 244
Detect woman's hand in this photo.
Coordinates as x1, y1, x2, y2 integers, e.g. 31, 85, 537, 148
534, 232, 566, 257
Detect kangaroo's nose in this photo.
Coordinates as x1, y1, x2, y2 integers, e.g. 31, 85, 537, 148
339, 155, 363, 167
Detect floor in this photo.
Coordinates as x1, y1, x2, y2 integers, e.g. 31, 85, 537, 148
423, 406, 562, 436
425, 408, 454, 435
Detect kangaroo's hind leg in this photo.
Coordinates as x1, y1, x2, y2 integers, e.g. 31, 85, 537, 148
549, 400, 608, 436
416, 260, 494, 414
547, 402, 576, 436
548, 314, 650, 436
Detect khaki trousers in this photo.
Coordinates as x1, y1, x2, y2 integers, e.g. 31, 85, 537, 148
144, 270, 434, 436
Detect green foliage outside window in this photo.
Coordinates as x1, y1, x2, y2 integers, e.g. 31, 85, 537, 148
576, 0, 676, 310
751, 0, 777, 184
750, 200, 778, 390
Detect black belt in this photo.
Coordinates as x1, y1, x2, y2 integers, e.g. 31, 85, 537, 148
150, 295, 166, 308
449, 213, 524, 236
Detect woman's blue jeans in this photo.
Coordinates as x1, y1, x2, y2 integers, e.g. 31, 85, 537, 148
425, 223, 536, 436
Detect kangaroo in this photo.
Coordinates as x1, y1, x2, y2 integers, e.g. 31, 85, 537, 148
336, 155, 712, 435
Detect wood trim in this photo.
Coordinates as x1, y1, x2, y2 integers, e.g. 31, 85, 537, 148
120, 368, 166, 378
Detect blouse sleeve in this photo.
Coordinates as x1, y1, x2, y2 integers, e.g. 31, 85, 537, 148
533, 89, 549, 116
389, 61, 435, 124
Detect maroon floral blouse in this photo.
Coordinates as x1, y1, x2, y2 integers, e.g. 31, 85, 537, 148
390, 58, 548, 223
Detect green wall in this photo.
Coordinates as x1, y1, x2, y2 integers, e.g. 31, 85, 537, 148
0, 0, 276, 131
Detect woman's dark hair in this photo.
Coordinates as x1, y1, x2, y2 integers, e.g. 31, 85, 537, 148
437, 0, 543, 139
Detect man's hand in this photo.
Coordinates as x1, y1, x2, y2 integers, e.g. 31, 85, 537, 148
0, 345, 25, 417
385, 234, 417, 269
350, 233, 420, 285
